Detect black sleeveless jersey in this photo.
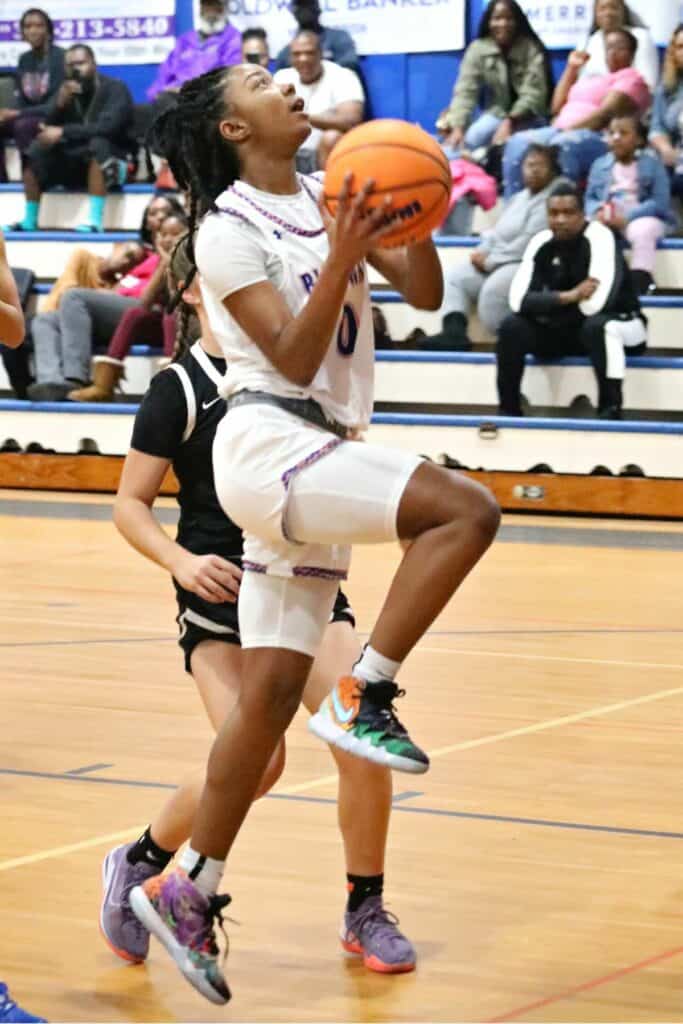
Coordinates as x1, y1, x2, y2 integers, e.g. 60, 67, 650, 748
131, 341, 243, 563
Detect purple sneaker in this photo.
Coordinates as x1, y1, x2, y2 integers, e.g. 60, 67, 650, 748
129, 869, 231, 1005
100, 843, 159, 964
340, 895, 416, 974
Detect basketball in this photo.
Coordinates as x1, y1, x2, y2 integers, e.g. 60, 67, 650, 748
323, 119, 452, 249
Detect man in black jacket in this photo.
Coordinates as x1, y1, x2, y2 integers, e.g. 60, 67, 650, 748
9, 44, 134, 233
497, 181, 647, 419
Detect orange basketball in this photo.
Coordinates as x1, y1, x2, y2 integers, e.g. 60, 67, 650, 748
323, 119, 451, 249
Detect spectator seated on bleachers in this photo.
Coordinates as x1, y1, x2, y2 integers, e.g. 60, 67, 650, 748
275, 0, 359, 75
38, 195, 183, 319
437, 0, 552, 156
417, 145, 562, 350
585, 114, 673, 294
141, 0, 241, 130
649, 24, 683, 212
27, 211, 187, 402
274, 32, 364, 171
497, 181, 647, 420
0, 8, 65, 183
68, 217, 189, 402
6, 44, 135, 234
502, 28, 651, 197
242, 27, 270, 68
580, 0, 659, 92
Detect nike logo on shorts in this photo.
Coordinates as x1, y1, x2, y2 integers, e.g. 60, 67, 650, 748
202, 397, 221, 410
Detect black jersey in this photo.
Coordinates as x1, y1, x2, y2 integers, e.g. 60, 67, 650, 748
131, 341, 243, 563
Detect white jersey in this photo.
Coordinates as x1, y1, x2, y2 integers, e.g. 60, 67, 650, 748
195, 174, 374, 430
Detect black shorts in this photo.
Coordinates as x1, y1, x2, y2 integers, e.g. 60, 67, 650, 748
176, 588, 356, 675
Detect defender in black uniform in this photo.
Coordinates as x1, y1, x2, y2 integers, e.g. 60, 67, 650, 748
99, 244, 416, 976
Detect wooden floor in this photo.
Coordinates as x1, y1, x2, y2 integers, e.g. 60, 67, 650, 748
3, 490, 683, 1023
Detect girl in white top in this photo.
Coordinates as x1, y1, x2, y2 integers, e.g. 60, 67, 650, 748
578, 0, 659, 91
129, 63, 500, 1005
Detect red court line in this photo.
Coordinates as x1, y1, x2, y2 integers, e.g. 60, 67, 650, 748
486, 944, 683, 1022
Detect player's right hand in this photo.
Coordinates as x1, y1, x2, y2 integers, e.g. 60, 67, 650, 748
323, 173, 394, 271
172, 551, 242, 604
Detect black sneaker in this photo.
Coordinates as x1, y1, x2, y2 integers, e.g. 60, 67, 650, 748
308, 677, 429, 774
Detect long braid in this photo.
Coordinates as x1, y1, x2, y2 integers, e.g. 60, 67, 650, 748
168, 233, 200, 362
148, 66, 241, 314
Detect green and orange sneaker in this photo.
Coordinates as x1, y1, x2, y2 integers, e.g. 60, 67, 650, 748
308, 677, 429, 774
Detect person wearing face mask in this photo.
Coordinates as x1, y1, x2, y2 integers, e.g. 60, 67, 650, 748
7, 44, 134, 233
146, 0, 241, 105
275, 0, 359, 75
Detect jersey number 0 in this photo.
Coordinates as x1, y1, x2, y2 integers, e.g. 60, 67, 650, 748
337, 304, 358, 357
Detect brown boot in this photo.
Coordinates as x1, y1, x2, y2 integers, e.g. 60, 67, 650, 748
68, 357, 124, 402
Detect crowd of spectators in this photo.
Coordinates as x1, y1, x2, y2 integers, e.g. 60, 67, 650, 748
0, 0, 679, 419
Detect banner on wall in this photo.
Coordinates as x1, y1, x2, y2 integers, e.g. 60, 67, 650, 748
520, 0, 683, 50
0, 0, 175, 66
224, 0, 465, 56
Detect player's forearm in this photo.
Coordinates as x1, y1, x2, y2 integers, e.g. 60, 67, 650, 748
0, 299, 24, 347
403, 241, 443, 309
113, 494, 184, 576
271, 255, 353, 387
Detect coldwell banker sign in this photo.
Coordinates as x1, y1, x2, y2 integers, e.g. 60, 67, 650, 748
225, 0, 466, 56
521, 0, 683, 49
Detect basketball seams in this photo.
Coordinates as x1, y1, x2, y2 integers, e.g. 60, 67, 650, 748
325, 180, 450, 247
323, 120, 452, 248
326, 142, 450, 181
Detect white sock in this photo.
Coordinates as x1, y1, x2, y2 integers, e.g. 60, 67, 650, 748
352, 644, 402, 685
179, 845, 225, 900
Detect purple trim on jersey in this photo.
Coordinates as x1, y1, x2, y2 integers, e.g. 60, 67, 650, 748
242, 560, 268, 574
213, 206, 252, 228
281, 438, 343, 491
227, 180, 325, 239
293, 566, 348, 580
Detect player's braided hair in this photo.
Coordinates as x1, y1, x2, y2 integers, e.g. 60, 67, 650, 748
148, 66, 241, 314
168, 233, 201, 362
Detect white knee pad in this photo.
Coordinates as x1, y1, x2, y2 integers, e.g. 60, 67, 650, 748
238, 571, 338, 657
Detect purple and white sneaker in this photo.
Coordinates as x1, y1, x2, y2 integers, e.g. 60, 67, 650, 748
100, 843, 159, 964
129, 870, 231, 1005
340, 895, 416, 974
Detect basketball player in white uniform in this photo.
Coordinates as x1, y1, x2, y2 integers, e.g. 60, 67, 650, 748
101, 237, 416, 977
130, 64, 500, 1003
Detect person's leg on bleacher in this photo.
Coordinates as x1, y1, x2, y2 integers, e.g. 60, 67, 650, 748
624, 216, 666, 293
79, 136, 128, 234
68, 305, 164, 402
477, 263, 519, 336
555, 129, 607, 189
6, 138, 83, 232
463, 111, 503, 151
416, 260, 482, 350
580, 312, 647, 419
57, 289, 138, 395
496, 313, 582, 416
27, 310, 80, 401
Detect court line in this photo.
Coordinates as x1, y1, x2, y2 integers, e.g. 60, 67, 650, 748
281, 680, 683, 790
419, 646, 683, 673
0, 825, 144, 873
2, 770, 683, 879
0, 635, 175, 649
4, 628, 683, 651
486, 944, 683, 1022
